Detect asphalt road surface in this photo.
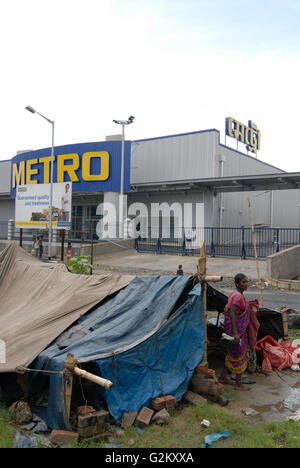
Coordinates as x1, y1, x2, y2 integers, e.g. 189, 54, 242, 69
220, 287, 300, 312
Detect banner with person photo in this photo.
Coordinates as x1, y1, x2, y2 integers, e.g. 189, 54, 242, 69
15, 182, 72, 229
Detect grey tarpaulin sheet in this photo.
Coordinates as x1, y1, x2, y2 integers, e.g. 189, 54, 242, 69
0, 243, 134, 372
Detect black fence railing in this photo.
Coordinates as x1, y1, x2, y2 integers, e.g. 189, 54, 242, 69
1, 220, 300, 259
135, 227, 300, 259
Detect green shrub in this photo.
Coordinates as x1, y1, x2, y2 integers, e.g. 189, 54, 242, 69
67, 255, 93, 275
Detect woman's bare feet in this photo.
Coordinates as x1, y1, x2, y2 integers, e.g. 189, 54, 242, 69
234, 384, 250, 391
219, 377, 234, 385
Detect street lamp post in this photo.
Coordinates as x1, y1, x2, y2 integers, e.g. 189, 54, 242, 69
113, 116, 135, 239
25, 105, 55, 259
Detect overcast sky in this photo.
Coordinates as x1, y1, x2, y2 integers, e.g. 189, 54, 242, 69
1, 0, 300, 172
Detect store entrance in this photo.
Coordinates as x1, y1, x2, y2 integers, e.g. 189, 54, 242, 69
71, 205, 101, 242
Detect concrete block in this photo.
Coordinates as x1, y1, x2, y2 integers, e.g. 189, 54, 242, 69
182, 390, 207, 406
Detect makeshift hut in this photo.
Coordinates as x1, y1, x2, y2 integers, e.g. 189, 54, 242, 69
0, 244, 205, 430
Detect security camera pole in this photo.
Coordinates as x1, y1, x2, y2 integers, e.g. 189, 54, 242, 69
25, 105, 55, 259
113, 116, 135, 239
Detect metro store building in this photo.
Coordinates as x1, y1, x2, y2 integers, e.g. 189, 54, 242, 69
1, 122, 300, 245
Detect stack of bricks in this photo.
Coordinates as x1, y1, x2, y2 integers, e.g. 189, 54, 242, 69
191, 365, 224, 401
77, 406, 110, 439
151, 395, 176, 411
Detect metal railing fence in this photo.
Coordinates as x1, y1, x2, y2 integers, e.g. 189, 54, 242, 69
135, 226, 300, 258
1, 220, 299, 258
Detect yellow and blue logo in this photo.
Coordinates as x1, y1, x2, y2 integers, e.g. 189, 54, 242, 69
11, 140, 131, 197
226, 117, 261, 154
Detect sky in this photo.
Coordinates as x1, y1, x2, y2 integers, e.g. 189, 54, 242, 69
0, 0, 300, 172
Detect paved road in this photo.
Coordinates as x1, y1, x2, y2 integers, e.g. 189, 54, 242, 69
94, 250, 299, 310
220, 287, 300, 312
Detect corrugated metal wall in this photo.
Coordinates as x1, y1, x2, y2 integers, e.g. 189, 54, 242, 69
215, 143, 283, 177
0, 160, 11, 194
0, 198, 14, 220
131, 130, 219, 184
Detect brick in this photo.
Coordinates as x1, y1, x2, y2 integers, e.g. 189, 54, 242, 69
152, 395, 176, 411
136, 407, 154, 428
50, 430, 79, 445
76, 405, 96, 416
121, 411, 138, 429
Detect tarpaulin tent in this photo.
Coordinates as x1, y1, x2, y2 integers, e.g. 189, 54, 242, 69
0, 244, 134, 373
33, 275, 205, 429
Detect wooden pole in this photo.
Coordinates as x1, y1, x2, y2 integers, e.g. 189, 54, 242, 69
248, 200, 264, 307
282, 312, 289, 342
60, 229, 65, 262
90, 219, 94, 275
64, 354, 75, 421
198, 242, 208, 367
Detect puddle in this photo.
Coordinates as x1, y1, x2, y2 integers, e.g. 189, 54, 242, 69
252, 387, 300, 421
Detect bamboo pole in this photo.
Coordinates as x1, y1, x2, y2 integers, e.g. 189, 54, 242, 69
64, 354, 75, 421
198, 243, 208, 367
281, 311, 289, 343
248, 199, 264, 307
73, 366, 113, 390
204, 275, 223, 283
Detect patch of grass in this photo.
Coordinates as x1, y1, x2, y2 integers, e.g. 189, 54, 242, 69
0, 403, 15, 448
288, 328, 300, 342
113, 403, 300, 449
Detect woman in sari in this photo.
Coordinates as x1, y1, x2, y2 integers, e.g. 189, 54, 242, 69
219, 273, 251, 391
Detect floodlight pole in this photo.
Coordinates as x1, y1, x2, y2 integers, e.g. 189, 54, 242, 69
49, 120, 55, 260
25, 106, 55, 259
113, 116, 135, 239
120, 122, 125, 239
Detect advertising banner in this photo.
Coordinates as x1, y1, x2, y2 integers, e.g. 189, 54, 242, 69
15, 182, 72, 229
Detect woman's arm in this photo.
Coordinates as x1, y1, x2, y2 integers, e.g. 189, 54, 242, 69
229, 304, 240, 343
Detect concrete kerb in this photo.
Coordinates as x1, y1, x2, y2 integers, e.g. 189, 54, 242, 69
267, 245, 300, 292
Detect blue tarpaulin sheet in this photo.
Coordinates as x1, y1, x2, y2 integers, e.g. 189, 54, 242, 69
33, 275, 205, 429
